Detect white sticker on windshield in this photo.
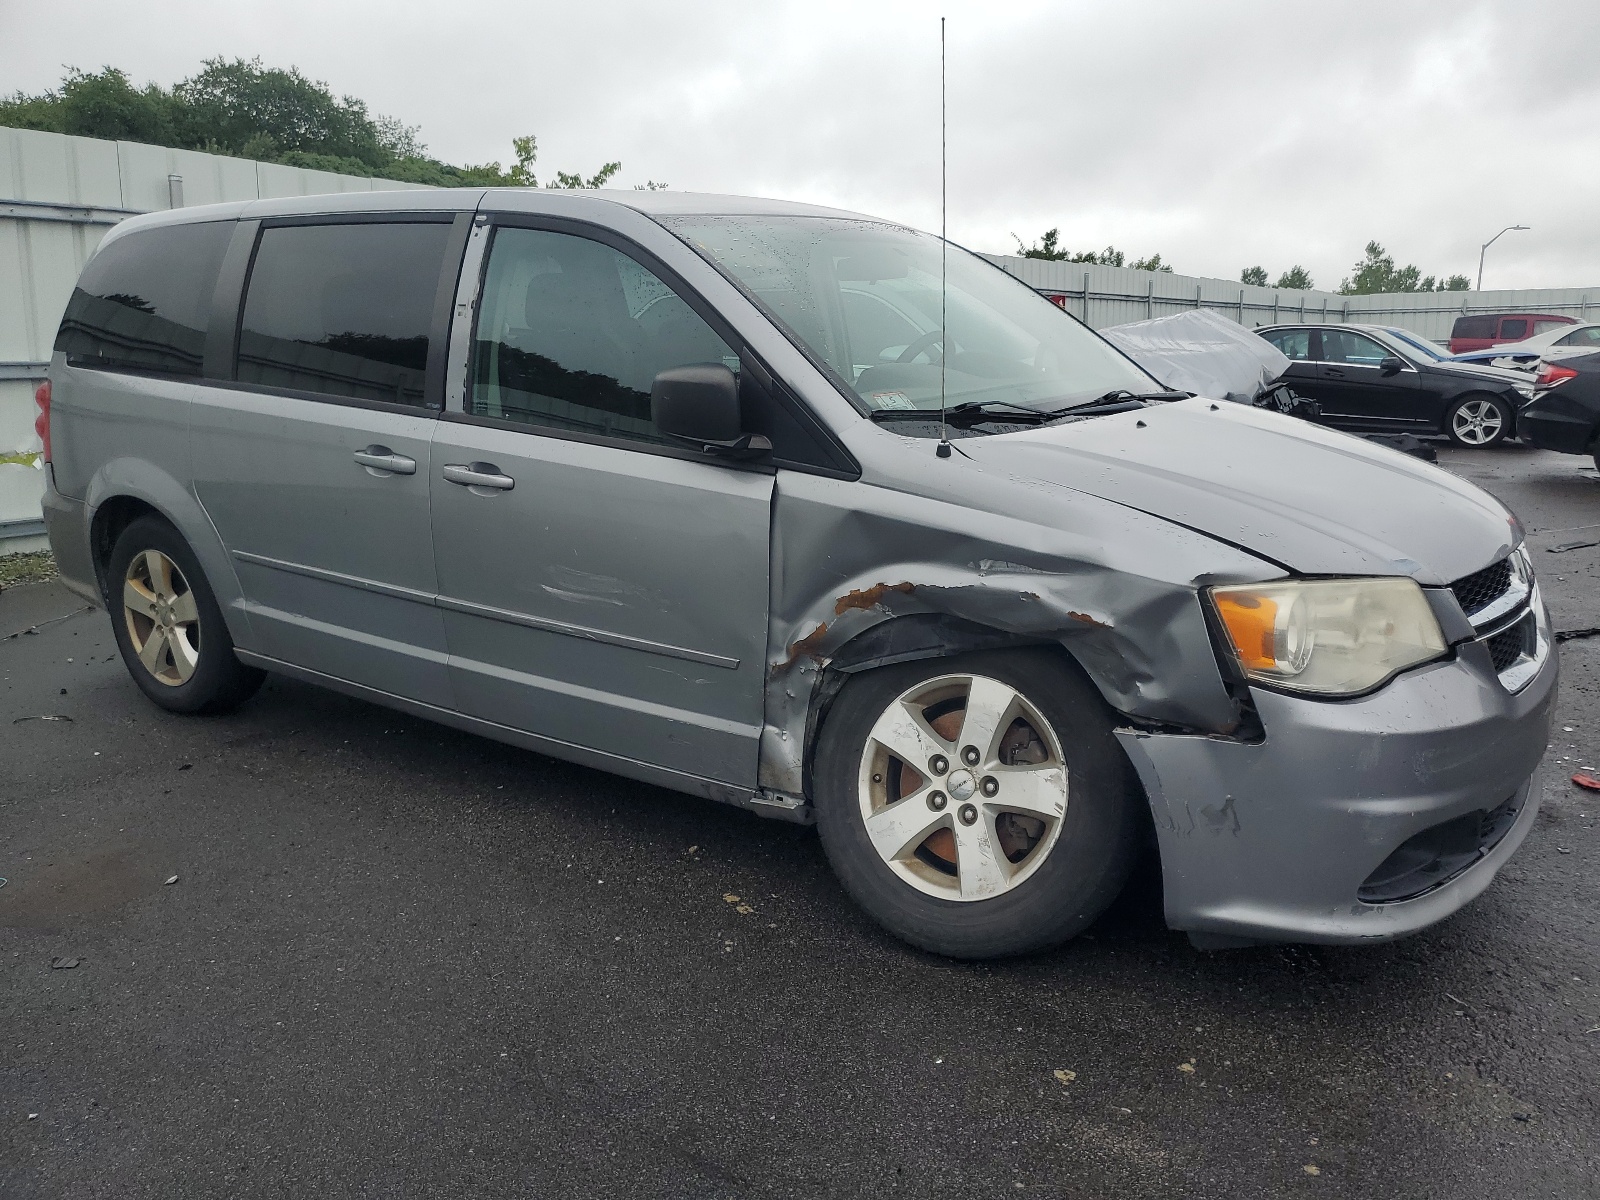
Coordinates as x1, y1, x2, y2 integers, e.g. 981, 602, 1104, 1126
870, 390, 917, 410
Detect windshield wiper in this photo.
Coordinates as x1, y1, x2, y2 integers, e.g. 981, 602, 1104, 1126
869, 391, 1192, 428
1077, 389, 1192, 408
868, 400, 1059, 425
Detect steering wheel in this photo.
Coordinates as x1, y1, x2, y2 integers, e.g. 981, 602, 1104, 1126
896, 328, 946, 364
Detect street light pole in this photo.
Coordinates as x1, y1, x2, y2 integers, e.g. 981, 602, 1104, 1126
1477, 225, 1529, 291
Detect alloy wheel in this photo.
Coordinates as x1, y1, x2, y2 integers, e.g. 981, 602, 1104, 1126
122, 549, 201, 686
1451, 400, 1504, 445
856, 673, 1069, 901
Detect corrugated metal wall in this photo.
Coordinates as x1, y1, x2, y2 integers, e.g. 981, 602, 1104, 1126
0, 126, 425, 549
984, 253, 1598, 342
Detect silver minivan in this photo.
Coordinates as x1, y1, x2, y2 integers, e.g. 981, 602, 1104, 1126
37, 188, 1557, 957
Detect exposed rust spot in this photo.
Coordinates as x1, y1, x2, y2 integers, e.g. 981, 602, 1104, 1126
834, 582, 915, 617
779, 621, 831, 670
1066, 611, 1109, 629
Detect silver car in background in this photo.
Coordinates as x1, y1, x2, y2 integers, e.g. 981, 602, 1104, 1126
36, 188, 1557, 957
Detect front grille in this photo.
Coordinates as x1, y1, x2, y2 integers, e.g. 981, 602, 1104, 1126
1358, 794, 1523, 904
1487, 618, 1528, 673
1450, 557, 1512, 617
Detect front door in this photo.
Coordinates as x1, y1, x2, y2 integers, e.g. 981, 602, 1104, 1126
429, 224, 772, 786
191, 218, 460, 705
1315, 328, 1424, 428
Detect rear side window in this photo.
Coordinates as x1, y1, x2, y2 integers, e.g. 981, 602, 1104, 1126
1498, 318, 1528, 340
1559, 327, 1600, 346
470, 227, 737, 446
1452, 316, 1494, 339
236, 221, 451, 407
54, 221, 232, 377
1532, 319, 1568, 335
1261, 329, 1312, 360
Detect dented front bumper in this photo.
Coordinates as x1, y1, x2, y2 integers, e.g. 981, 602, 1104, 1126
1116, 625, 1558, 945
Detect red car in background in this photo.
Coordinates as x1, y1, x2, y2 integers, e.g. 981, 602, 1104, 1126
1449, 312, 1576, 354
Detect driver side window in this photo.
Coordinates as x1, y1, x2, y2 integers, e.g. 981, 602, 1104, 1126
470, 227, 738, 446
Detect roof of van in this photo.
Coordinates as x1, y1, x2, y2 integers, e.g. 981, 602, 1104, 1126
100, 187, 886, 244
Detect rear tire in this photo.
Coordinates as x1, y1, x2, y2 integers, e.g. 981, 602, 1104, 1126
812, 649, 1143, 959
1445, 394, 1510, 447
107, 515, 264, 715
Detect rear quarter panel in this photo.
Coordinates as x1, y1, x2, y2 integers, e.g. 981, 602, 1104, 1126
50, 360, 252, 645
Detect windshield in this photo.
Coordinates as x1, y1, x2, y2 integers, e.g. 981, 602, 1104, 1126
1383, 328, 1447, 360
657, 215, 1157, 414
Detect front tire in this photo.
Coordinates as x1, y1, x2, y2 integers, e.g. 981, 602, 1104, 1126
812, 649, 1143, 959
1446, 394, 1510, 447
107, 515, 264, 714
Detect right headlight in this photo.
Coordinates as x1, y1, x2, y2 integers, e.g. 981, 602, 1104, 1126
1208, 577, 1448, 696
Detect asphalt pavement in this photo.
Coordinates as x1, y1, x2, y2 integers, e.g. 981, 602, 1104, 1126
2, 444, 1597, 1199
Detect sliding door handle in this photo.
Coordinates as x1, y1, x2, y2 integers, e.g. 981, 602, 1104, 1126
354, 446, 417, 476
443, 462, 515, 491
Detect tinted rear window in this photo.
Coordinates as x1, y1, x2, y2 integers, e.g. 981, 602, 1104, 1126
1499, 318, 1528, 340
1452, 316, 1494, 339
54, 220, 232, 377
235, 221, 451, 407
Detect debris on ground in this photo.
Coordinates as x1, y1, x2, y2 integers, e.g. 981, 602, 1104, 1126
0, 550, 58, 589
1573, 774, 1600, 793
1547, 540, 1600, 554
1177, 1060, 1196, 1074
1053, 1069, 1077, 1085
50, 957, 79, 969
1304, 1165, 1321, 1176
164, 875, 179, 885
11, 715, 72, 724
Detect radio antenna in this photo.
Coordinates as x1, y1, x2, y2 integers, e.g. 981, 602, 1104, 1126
936, 16, 952, 459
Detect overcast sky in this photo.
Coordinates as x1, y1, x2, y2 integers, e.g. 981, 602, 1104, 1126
4, 0, 1598, 290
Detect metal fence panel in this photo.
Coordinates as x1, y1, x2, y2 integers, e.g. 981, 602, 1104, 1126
984, 252, 1596, 343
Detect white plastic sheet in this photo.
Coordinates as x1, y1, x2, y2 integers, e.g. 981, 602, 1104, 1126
1100, 309, 1290, 403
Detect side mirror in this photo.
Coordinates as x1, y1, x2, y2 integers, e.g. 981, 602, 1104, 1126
1379, 356, 1405, 375
652, 363, 771, 458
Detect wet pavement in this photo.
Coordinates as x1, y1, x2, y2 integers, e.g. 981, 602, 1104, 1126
1, 444, 1597, 1199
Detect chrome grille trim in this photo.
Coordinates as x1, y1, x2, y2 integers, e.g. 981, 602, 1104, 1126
1457, 547, 1533, 634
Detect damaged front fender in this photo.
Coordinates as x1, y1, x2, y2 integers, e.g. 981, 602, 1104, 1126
759, 469, 1284, 799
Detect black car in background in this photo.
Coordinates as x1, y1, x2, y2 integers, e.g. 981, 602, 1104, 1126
1517, 351, 1600, 471
1255, 323, 1536, 447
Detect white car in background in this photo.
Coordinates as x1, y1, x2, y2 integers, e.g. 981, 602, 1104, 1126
1452, 322, 1600, 369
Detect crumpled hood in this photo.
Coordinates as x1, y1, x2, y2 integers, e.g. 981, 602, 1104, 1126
959, 399, 1517, 584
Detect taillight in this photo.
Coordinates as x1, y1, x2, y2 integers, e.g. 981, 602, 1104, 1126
1535, 362, 1577, 389
33, 379, 51, 463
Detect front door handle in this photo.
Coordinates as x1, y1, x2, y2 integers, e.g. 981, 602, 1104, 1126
443, 462, 515, 491
354, 446, 417, 476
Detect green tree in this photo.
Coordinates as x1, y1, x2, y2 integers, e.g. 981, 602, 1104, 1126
1274, 265, 1314, 290
1339, 242, 1467, 295
0, 61, 633, 190
173, 58, 394, 166
1013, 228, 1071, 260
1011, 232, 1169, 271
1078, 245, 1125, 267
0, 67, 179, 144
1240, 266, 1269, 286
